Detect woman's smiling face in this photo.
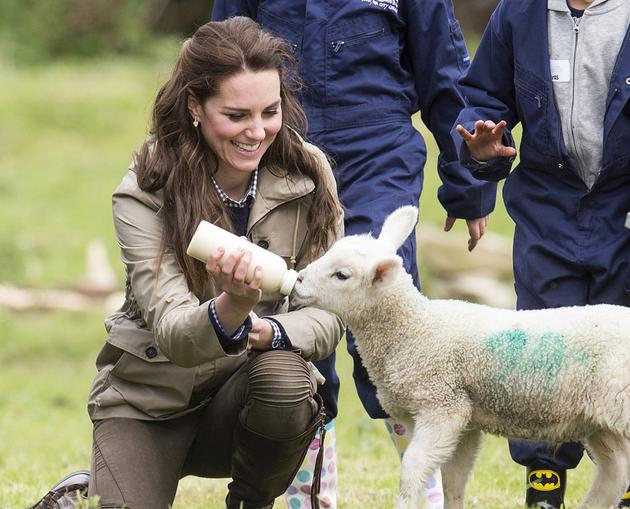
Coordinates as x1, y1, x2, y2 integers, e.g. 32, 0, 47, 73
195, 69, 282, 180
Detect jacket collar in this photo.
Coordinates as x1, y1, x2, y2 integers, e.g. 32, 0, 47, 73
247, 164, 315, 231
129, 158, 316, 227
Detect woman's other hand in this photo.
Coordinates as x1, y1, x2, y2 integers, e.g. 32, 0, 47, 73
247, 317, 274, 351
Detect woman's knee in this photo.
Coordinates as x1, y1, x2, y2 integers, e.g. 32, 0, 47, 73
243, 350, 318, 438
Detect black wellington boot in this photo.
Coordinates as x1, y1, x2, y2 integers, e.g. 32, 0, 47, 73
225, 492, 274, 509
525, 465, 566, 509
619, 485, 630, 508
227, 396, 325, 509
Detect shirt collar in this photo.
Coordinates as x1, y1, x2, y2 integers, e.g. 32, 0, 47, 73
211, 169, 258, 208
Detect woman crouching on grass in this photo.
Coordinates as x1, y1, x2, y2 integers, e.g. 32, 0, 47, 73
29, 16, 343, 509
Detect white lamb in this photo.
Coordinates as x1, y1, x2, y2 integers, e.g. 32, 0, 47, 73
291, 205, 630, 509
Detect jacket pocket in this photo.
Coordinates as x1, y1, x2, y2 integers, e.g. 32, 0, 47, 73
514, 64, 552, 156
326, 12, 400, 104
257, 6, 301, 54
103, 318, 197, 418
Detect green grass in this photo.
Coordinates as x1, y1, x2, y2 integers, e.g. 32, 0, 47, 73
0, 52, 595, 508
0, 309, 595, 508
0, 44, 179, 288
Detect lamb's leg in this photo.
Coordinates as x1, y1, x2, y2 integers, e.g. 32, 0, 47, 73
441, 429, 482, 509
395, 411, 467, 509
580, 431, 627, 508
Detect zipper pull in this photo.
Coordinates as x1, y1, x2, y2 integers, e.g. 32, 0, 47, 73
535, 96, 542, 109
331, 40, 344, 54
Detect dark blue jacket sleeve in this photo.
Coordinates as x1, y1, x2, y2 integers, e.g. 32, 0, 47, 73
212, 0, 258, 20
405, 0, 496, 219
452, 0, 518, 182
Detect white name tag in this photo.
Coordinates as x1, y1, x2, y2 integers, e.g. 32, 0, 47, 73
550, 60, 570, 82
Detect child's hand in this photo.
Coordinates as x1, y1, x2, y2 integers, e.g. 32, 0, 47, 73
444, 215, 489, 252
456, 120, 517, 162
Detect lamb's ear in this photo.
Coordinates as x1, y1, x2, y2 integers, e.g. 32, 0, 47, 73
378, 206, 419, 252
370, 255, 402, 285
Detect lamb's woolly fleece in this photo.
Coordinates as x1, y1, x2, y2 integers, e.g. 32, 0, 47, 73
292, 205, 630, 509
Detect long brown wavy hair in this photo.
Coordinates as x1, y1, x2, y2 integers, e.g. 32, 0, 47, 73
134, 17, 340, 295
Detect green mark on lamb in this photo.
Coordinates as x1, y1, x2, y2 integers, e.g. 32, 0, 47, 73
485, 329, 529, 375
574, 349, 589, 365
484, 329, 576, 387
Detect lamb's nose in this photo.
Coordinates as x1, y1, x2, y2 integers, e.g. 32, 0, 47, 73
296, 274, 304, 283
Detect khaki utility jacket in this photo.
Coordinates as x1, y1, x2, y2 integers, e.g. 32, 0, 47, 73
88, 143, 344, 421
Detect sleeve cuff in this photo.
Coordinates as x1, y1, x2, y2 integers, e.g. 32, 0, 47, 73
460, 144, 514, 182
208, 299, 252, 351
262, 317, 293, 351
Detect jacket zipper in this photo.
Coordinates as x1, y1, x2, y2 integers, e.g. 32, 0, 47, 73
568, 14, 586, 176
330, 27, 385, 54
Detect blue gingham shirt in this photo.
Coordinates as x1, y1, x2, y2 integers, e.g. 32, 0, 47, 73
210, 169, 258, 208
207, 170, 291, 352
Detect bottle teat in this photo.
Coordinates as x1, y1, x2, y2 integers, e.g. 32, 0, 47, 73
280, 269, 300, 295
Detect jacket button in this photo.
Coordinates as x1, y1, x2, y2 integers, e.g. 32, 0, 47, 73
626, 77, 630, 85
145, 346, 158, 359
257, 239, 269, 249
558, 163, 564, 170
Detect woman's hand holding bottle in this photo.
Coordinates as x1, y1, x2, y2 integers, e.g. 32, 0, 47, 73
206, 247, 263, 336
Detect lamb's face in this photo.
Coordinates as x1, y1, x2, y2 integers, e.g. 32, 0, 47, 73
291, 235, 402, 321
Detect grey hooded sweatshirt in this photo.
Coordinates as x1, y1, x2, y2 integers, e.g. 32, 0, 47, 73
548, 0, 630, 189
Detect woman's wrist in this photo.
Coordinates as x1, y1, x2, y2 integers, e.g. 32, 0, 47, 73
214, 292, 257, 336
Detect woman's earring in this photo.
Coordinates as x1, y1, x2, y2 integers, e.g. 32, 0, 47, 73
193, 118, 199, 128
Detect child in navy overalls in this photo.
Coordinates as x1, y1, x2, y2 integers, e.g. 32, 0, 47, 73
214, 1, 497, 507
454, 0, 630, 507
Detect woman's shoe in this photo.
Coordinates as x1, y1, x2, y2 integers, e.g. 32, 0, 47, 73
27, 470, 90, 509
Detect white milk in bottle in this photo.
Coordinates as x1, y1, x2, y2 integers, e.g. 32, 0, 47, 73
186, 220, 299, 295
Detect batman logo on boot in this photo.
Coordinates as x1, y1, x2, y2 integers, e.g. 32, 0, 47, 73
528, 469, 562, 491
526, 466, 565, 509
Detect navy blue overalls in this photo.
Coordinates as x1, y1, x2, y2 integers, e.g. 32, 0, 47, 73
213, 0, 496, 421
454, 0, 630, 470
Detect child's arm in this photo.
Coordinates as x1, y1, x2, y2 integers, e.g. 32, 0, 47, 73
452, 1, 519, 182
405, 0, 497, 234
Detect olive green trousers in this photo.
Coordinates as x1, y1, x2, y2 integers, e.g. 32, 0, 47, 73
88, 350, 321, 509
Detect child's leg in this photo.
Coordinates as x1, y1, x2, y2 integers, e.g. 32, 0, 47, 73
285, 420, 337, 509
385, 418, 444, 509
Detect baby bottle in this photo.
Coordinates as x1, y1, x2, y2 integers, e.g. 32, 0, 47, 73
186, 220, 299, 295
